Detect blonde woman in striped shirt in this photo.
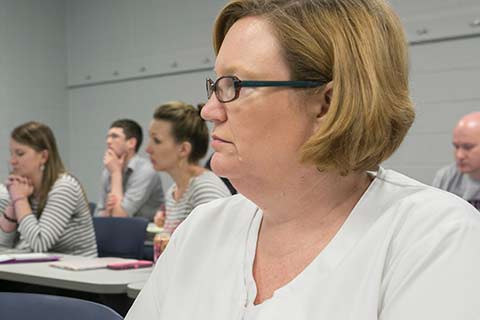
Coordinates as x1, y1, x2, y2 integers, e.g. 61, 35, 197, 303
0, 121, 97, 257
147, 101, 231, 234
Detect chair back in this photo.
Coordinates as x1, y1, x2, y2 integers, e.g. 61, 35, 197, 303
93, 216, 148, 259
88, 202, 97, 215
0, 292, 123, 320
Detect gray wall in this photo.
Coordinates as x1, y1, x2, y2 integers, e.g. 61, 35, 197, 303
0, 0, 68, 180
66, 0, 226, 200
384, 38, 480, 182
383, 0, 480, 182
0, 0, 479, 201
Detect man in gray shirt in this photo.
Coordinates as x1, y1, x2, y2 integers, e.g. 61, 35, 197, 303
433, 112, 480, 209
95, 119, 164, 221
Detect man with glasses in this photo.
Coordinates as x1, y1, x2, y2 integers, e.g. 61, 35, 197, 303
95, 119, 164, 221
433, 112, 480, 209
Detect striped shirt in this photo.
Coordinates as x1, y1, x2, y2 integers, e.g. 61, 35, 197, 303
164, 170, 230, 234
0, 174, 97, 257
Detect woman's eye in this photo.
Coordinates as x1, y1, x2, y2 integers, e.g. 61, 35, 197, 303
154, 138, 161, 144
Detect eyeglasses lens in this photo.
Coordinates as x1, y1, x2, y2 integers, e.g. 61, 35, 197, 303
218, 77, 236, 102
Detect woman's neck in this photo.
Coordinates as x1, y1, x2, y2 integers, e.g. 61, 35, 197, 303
248, 167, 372, 266
238, 165, 372, 230
168, 163, 204, 199
29, 171, 44, 197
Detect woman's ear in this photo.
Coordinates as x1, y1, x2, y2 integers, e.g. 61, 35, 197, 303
310, 81, 333, 131
318, 81, 333, 119
178, 141, 192, 159
41, 149, 49, 164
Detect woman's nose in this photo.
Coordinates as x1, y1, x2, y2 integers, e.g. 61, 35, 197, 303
201, 96, 227, 123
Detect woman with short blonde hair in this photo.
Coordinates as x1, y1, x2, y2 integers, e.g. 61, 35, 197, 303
127, 1, 480, 319
0, 121, 97, 257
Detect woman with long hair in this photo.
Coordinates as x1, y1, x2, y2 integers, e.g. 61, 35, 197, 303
0, 121, 97, 257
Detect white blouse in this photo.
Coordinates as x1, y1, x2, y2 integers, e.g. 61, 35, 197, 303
126, 168, 480, 320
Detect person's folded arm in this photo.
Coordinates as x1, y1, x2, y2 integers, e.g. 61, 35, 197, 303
17, 180, 78, 252
107, 170, 129, 217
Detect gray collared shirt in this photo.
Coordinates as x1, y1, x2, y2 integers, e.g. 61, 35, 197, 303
95, 154, 164, 221
432, 163, 480, 210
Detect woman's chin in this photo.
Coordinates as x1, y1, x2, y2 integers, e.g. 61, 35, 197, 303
152, 162, 165, 172
210, 154, 237, 179
11, 169, 24, 176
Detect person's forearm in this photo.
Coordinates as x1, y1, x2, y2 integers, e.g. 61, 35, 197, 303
109, 171, 129, 216
0, 218, 17, 233
110, 203, 129, 217
110, 171, 124, 198
14, 198, 33, 222
0, 205, 18, 233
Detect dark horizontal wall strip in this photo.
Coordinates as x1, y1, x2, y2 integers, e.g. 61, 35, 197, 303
410, 33, 480, 46
67, 66, 213, 90
68, 32, 480, 89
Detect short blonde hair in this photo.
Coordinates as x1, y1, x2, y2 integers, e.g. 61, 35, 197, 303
214, 0, 415, 175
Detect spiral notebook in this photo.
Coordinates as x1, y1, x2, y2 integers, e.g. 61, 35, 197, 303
0, 253, 60, 264
50, 257, 137, 271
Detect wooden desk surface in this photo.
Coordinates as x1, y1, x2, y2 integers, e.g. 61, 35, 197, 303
0, 254, 152, 294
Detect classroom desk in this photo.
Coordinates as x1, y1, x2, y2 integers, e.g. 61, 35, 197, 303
0, 254, 152, 294
126, 280, 146, 299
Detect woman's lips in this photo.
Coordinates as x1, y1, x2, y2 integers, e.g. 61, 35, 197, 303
211, 134, 232, 149
212, 134, 231, 143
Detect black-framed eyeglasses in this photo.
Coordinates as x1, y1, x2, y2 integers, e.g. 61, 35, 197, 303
206, 75, 328, 103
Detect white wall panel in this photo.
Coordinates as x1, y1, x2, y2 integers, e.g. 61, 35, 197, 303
0, 0, 67, 180
64, 0, 480, 197
66, 0, 224, 87
411, 99, 480, 134
384, 37, 480, 183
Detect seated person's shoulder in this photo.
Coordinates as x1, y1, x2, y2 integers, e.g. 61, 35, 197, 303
191, 171, 230, 193
365, 170, 480, 268
172, 194, 256, 241
412, 185, 479, 221
389, 171, 480, 239
192, 193, 252, 220
49, 173, 82, 194
435, 163, 459, 179
132, 156, 158, 176
378, 169, 479, 226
